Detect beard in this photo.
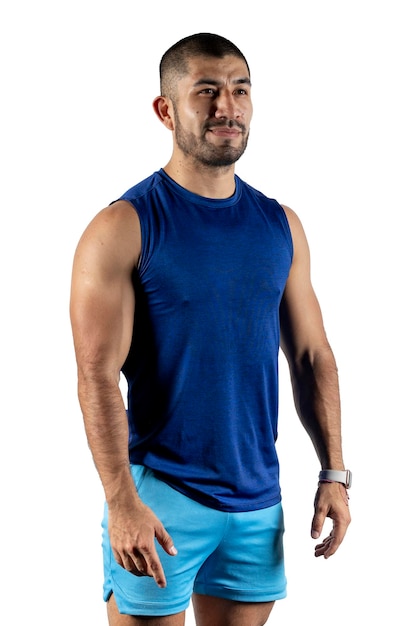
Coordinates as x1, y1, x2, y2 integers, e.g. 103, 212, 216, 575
172, 106, 249, 167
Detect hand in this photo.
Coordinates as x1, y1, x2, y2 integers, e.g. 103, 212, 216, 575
108, 499, 177, 588
311, 481, 351, 558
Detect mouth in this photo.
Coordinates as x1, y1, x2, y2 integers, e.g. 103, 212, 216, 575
206, 122, 245, 138
208, 127, 242, 138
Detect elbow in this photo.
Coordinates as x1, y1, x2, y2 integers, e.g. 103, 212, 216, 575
76, 356, 120, 399
290, 342, 338, 380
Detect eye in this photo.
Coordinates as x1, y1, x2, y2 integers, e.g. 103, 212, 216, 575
198, 87, 217, 96
235, 88, 249, 96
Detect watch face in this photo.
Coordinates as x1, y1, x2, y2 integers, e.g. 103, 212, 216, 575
346, 470, 352, 489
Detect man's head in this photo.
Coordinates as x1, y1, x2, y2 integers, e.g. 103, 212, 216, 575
154, 33, 252, 169
159, 33, 250, 101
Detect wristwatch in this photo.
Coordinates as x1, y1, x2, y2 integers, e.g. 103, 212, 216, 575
318, 469, 352, 489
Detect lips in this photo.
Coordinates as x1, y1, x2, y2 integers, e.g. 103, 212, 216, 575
209, 127, 241, 137
206, 122, 245, 137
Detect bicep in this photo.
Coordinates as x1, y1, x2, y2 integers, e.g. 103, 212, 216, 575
280, 206, 329, 363
70, 202, 140, 377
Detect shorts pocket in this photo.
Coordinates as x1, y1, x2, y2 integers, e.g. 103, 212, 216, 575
130, 464, 148, 493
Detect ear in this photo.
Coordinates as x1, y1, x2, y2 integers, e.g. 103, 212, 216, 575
152, 96, 175, 130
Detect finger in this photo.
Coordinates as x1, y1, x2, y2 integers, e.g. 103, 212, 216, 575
322, 521, 348, 558
129, 548, 153, 576
314, 534, 334, 558
315, 518, 348, 559
315, 537, 338, 558
155, 525, 178, 556
114, 548, 145, 576
138, 545, 167, 588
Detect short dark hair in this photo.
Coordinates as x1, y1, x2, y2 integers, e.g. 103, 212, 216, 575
159, 33, 250, 99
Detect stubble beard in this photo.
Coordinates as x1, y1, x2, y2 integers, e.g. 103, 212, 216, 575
173, 107, 249, 168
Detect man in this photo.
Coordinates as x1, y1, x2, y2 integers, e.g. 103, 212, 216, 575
70, 33, 351, 626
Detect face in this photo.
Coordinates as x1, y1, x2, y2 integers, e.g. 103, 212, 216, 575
170, 55, 253, 168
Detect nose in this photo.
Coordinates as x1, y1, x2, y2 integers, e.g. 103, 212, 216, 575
213, 91, 242, 120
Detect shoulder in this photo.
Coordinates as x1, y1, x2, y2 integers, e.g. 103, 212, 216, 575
280, 204, 310, 253
75, 200, 141, 272
238, 179, 294, 229
93, 199, 140, 230
281, 204, 302, 230
239, 179, 294, 223
119, 170, 166, 205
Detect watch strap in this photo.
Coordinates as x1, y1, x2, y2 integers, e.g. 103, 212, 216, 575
318, 469, 352, 488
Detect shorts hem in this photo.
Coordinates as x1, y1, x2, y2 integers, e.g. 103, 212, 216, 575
105, 589, 191, 617
193, 583, 287, 603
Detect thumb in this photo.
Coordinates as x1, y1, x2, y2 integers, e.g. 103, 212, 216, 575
156, 525, 178, 556
311, 511, 325, 540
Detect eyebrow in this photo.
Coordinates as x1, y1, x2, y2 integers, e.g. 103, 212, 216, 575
192, 77, 252, 88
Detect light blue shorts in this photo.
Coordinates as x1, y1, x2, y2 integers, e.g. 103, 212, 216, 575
102, 465, 287, 616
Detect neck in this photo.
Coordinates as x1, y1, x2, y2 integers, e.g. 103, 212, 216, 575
163, 156, 236, 199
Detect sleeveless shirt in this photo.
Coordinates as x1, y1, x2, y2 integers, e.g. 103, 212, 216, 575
119, 169, 293, 512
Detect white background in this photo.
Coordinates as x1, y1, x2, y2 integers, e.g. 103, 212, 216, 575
1, 1, 417, 624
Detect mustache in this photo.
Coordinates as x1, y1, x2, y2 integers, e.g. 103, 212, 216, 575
205, 120, 246, 132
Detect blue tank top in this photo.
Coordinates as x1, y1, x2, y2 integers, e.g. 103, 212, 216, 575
119, 169, 293, 512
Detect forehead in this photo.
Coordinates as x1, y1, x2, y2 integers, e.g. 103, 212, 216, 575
183, 55, 250, 86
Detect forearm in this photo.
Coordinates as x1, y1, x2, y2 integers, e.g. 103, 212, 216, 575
78, 369, 138, 507
290, 344, 344, 469
78, 368, 176, 585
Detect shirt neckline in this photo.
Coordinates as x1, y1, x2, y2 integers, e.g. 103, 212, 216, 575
158, 168, 242, 209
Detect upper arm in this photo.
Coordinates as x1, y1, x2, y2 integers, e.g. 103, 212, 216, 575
70, 200, 141, 380
280, 205, 330, 364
